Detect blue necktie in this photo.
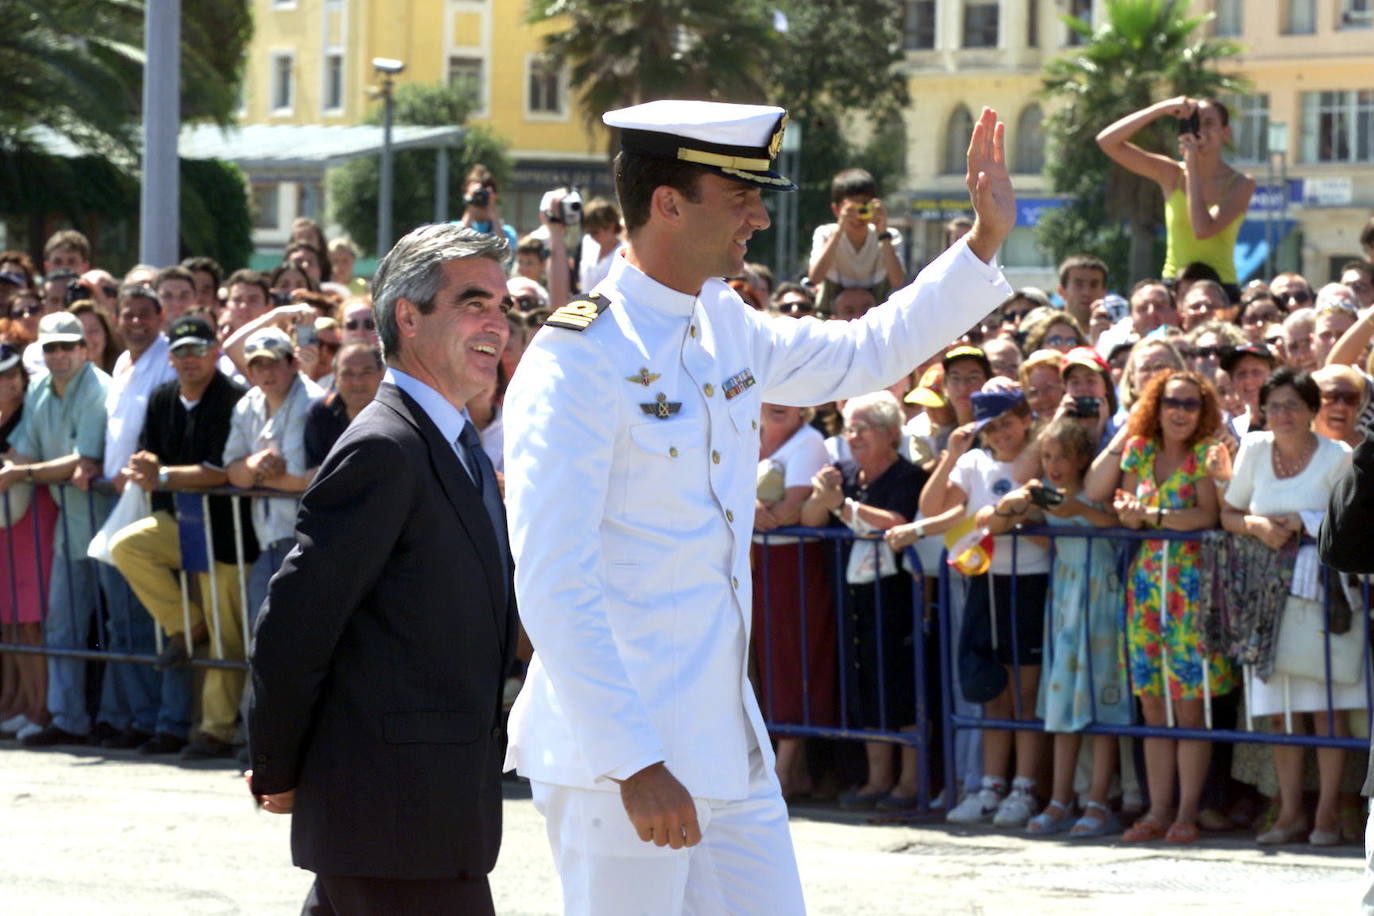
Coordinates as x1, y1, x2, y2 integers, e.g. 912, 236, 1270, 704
457, 421, 510, 593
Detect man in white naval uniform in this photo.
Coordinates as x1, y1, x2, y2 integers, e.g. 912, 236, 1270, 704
504, 100, 1015, 914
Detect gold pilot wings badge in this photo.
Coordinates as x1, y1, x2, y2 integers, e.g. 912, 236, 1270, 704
545, 293, 612, 331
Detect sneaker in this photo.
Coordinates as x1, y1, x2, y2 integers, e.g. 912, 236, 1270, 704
946, 779, 1006, 824
15, 721, 44, 741
992, 779, 1039, 828
1, 713, 30, 734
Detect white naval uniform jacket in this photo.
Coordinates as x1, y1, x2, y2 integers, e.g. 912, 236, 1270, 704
503, 236, 1011, 800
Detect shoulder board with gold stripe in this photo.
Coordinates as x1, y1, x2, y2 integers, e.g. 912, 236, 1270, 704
544, 293, 612, 331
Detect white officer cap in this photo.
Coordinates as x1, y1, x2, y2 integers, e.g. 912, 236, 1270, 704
603, 100, 797, 192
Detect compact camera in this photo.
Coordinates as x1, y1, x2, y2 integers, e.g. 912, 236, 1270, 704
1177, 112, 1201, 137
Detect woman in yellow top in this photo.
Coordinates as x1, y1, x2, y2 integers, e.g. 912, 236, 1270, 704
1097, 97, 1255, 296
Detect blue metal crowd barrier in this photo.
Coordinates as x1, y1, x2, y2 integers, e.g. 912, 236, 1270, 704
753, 525, 938, 809
939, 524, 1372, 809
0, 481, 290, 673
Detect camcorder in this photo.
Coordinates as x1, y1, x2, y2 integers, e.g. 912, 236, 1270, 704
465, 186, 492, 209
540, 186, 583, 226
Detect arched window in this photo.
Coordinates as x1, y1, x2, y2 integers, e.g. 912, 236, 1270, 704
944, 105, 974, 174
1015, 105, 1046, 174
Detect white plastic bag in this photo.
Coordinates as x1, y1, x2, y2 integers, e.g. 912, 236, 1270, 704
87, 484, 150, 566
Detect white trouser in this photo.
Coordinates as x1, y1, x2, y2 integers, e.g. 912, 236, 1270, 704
530, 748, 805, 916
1363, 802, 1374, 915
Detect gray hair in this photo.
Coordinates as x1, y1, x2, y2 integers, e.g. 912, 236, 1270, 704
371, 224, 510, 358
842, 391, 905, 446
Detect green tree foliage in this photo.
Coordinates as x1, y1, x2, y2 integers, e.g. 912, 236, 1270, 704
527, 0, 778, 145
0, 1, 252, 269
327, 83, 513, 257
181, 159, 253, 271
1038, 0, 1246, 287
528, 0, 910, 278
1, 0, 250, 153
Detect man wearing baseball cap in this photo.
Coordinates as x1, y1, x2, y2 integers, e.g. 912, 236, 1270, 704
224, 327, 322, 673
1, 312, 111, 747
504, 98, 1015, 912
110, 314, 258, 757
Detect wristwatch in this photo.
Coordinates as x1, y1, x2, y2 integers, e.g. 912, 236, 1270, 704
157, 467, 170, 488
877, 229, 896, 243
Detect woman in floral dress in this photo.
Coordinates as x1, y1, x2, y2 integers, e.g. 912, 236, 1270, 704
1111, 370, 1236, 844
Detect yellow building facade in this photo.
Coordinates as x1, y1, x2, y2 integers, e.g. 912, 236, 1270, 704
893, 0, 1374, 289
240, 0, 611, 249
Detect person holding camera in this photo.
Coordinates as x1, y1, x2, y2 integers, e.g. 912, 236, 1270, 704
459, 164, 518, 254
1096, 98, 1254, 297
808, 168, 904, 304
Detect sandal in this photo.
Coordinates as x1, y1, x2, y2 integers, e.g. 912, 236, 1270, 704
1026, 800, 1075, 835
1069, 800, 1119, 839
1122, 818, 1168, 843
1164, 822, 1199, 844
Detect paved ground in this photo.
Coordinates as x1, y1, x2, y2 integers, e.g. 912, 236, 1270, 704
0, 744, 1365, 914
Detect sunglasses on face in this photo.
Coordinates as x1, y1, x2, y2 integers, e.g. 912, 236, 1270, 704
1044, 334, 1078, 349
345, 318, 376, 331
12, 304, 42, 318
1263, 336, 1284, 347
41, 341, 80, 354
1193, 345, 1222, 359
101, 284, 119, 298
1320, 390, 1361, 407
171, 344, 211, 358
514, 296, 543, 311
1160, 396, 1201, 413
1280, 290, 1312, 305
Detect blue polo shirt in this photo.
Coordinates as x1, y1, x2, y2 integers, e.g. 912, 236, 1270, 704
11, 360, 111, 551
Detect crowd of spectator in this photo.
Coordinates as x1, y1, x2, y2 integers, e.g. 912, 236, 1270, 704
0, 161, 635, 768
750, 159, 1374, 850
3, 150, 1374, 857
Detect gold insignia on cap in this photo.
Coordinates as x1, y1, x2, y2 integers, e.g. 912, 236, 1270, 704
768, 113, 788, 159
626, 368, 661, 387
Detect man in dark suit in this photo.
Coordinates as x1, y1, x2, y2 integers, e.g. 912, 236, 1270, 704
247, 223, 517, 915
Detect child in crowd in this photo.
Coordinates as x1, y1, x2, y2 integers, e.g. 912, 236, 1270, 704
893, 384, 1050, 827
1023, 419, 1130, 837
807, 168, 905, 309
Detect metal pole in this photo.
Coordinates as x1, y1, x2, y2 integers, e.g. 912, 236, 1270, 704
1265, 152, 1276, 281
140, 0, 181, 266
434, 145, 450, 223
377, 75, 395, 255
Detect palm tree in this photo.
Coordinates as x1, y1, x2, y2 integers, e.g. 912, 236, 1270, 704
0, 0, 250, 155
528, 0, 779, 156
1039, 0, 1247, 284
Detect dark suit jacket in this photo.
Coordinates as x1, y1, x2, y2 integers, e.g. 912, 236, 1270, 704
248, 381, 516, 879
1319, 430, 1374, 795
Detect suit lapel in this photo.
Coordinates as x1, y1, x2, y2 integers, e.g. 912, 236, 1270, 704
376, 384, 507, 644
